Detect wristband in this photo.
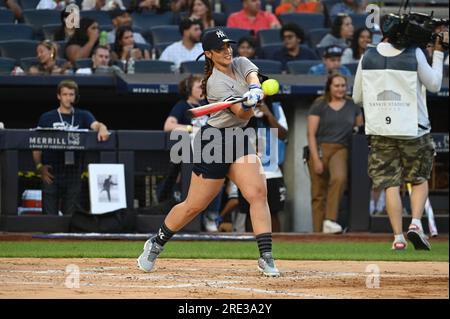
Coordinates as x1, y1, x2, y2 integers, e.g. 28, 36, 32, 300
36, 163, 43, 171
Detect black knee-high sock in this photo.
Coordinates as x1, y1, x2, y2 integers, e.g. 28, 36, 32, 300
154, 222, 175, 246
256, 233, 272, 257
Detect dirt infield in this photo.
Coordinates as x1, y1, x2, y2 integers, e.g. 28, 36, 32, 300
0, 258, 447, 299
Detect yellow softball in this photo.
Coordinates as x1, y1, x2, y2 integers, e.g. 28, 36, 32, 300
262, 79, 280, 96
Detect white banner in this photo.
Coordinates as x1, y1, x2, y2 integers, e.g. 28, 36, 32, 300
362, 69, 418, 136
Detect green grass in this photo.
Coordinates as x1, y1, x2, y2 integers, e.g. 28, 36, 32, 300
0, 241, 448, 261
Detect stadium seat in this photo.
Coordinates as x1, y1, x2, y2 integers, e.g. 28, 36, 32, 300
20, 57, 67, 71
0, 24, 34, 41
286, 60, 321, 74
133, 60, 175, 73
307, 28, 330, 48
279, 13, 325, 33
54, 40, 67, 58
0, 56, 15, 74
180, 61, 205, 74
42, 24, 60, 41
149, 25, 181, 46
81, 10, 113, 29
221, 0, 242, 16
349, 14, 369, 29
258, 29, 282, 47
251, 59, 283, 74
343, 62, 358, 75
22, 9, 61, 29
260, 43, 283, 59
213, 12, 227, 26
132, 12, 175, 31
74, 58, 92, 69
0, 40, 39, 61
19, 0, 41, 10
0, 9, 14, 23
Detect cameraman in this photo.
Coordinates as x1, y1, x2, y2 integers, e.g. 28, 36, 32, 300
352, 15, 448, 251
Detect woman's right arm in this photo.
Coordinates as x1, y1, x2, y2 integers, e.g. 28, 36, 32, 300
307, 114, 323, 175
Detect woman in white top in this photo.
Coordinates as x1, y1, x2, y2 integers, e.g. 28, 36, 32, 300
342, 27, 372, 64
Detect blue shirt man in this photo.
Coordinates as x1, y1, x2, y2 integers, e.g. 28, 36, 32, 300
308, 45, 352, 76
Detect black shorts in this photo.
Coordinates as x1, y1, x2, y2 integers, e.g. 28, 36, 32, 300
239, 177, 286, 214
192, 124, 256, 180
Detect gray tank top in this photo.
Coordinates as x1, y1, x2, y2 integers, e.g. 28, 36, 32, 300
206, 57, 259, 128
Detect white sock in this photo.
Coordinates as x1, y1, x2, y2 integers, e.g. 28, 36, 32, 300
411, 218, 423, 230
395, 234, 406, 242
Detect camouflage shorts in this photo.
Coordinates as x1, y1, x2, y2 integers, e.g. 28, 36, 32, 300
368, 134, 435, 189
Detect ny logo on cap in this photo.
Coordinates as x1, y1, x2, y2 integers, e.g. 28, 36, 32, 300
216, 30, 226, 38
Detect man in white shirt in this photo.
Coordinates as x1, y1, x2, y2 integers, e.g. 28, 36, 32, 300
159, 17, 204, 70
353, 14, 447, 251
76, 45, 122, 74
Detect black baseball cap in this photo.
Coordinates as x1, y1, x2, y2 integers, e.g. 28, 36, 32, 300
196, 29, 236, 61
323, 45, 344, 58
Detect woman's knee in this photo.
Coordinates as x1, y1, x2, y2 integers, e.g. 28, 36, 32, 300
243, 186, 267, 204
180, 201, 208, 217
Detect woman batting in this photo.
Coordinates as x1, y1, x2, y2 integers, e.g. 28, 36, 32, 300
137, 29, 280, 277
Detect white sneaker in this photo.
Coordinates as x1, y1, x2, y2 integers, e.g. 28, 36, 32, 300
323, 220, 343, 234
203, 217, 218, 232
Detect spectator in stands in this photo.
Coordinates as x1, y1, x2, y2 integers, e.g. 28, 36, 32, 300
275, 0, 322, 16
239, 98, 289, 233
227, 0, 281, 34
342, 27, 372, 64
133, 0, 171, 13
2, 0, 22, 21
65, 18, 100, 64
307, 73, 363, 233
28, 40, 72, 75
272, 23, 318, 70
76, 45, 123, 74
33, 80, 110, 216
237, 36, 257, 59
308, 45, 352, 76
107, 9, 147, 45
189, 0, 214, 29
330, 0, 367, 17
36, 0, 68, 10
164, 74, 207, 132
54, 8, 76, 41
170, 0, 192, 12
317, 14, 354, 48
111, 25, 150, 64
81, 0, 125, 10
159, 17, 204, 70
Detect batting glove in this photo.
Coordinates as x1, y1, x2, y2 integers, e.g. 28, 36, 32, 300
242, 84, 264, 110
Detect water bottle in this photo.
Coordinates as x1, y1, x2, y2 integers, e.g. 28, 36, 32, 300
265, 0, 273, 13
127, 57, 135, 74
214, 0, 222, 13
99, 31, 108, 46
